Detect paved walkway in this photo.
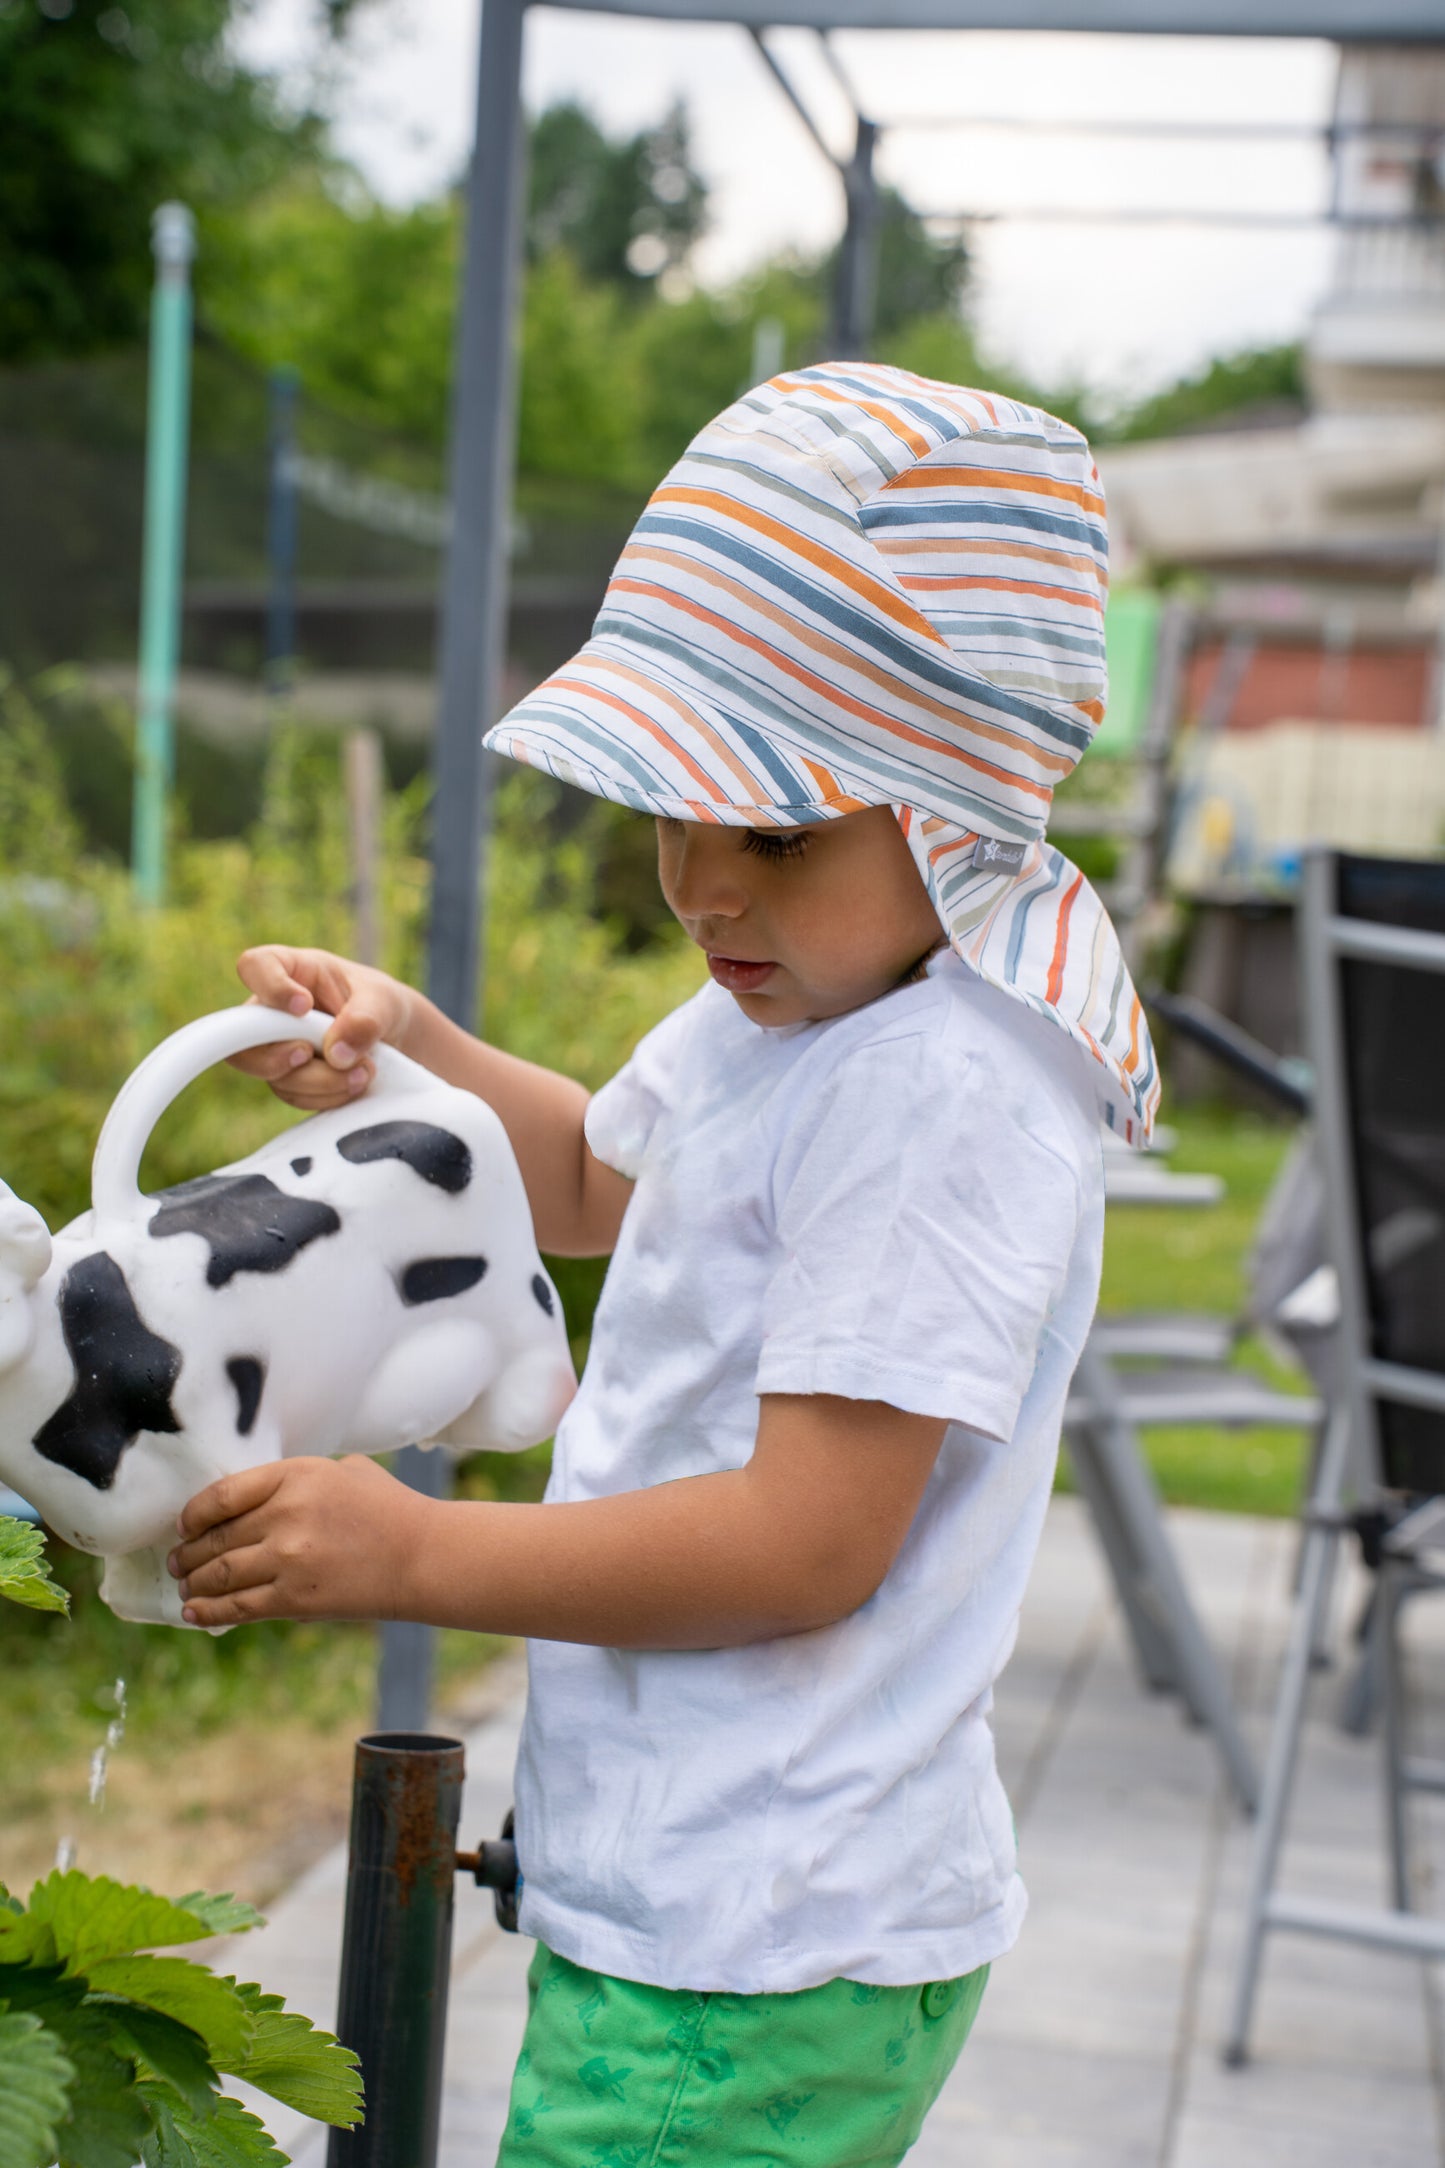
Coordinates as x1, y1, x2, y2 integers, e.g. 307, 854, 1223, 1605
218, 1498, 1445, 2166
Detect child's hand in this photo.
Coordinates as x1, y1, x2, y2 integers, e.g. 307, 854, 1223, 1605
168, 1455, 427, 1628
228, 944, 416, 1111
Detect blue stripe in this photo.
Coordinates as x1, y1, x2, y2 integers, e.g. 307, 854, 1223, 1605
862, 498, 1107, 556
633, 510, 1096, 757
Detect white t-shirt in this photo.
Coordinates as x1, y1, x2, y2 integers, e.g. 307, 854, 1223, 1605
513, 951, 1105, 1992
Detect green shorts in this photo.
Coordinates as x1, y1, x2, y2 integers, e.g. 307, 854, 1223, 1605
494, 1942, 988, 2167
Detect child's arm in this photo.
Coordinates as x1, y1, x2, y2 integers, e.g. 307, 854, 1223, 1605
168, 1394, 947, 1643
227, 944, 632, 1256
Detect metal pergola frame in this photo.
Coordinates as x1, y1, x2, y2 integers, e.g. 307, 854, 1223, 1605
378, 0, 1445, 1728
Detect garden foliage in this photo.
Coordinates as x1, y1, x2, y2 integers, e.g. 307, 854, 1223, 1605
0, 1854, 361, 2168
0, 1516, 69, 1614
3, 1508, 363, 2168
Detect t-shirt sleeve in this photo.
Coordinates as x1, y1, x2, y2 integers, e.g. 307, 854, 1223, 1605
755, 1031, 1085, 1442
583, 990, 707, 1181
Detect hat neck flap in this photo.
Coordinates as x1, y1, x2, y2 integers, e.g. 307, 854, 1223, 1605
895, 808, 1159, 1145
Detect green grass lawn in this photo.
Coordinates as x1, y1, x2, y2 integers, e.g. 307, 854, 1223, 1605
1085, 1110, 1312, 1520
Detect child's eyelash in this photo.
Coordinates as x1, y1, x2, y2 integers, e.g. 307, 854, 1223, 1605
741, 831, 810, 863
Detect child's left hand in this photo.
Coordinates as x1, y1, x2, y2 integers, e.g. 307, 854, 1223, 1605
168, 1456, 425, 1629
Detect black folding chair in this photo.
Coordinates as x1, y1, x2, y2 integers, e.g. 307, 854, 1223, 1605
1224, 847, 1445, 2064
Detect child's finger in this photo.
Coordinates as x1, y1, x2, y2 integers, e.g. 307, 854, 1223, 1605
183, 1584, 274, 1630
176, 1541, 274, 1603
321, 1002, 388, 1071
227, 1040, 318, 1082
270, 1055, 374, 1108
168, 1502, 274, 1581
236, 945, 315, 1016
178, 1461, 282, 1542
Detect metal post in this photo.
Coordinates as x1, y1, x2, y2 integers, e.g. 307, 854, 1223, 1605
327, 1733, 465, 2168
132, 201, 196, 907
832, 116, 881, 356
427, 0, 528, 1029
377, 0, 530, 1733
266, 366, 300, 699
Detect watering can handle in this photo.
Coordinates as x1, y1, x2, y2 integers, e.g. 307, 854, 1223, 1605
91, 1005, 428, 1223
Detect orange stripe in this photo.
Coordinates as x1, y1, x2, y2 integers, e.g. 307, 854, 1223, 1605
615, 543, 1077, 780
609, 570, 1059, 805
896, 572, 1103, 613
1046, 871, 1084, 1005
773, 377, 934, 459
883, 464, 1106, 516
799, 756, 864, 809
650, 485, 945, 647
548, 673, 729, 805
874, 533, 1101, 579
584, 653, 764, 804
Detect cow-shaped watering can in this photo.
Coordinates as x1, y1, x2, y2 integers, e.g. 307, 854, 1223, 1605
0, 1006, 577, 1626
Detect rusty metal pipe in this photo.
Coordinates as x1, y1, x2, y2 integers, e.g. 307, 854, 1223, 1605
327, 1732, 465, 2168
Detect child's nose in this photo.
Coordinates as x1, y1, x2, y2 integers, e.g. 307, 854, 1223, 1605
669, 830, 747, 920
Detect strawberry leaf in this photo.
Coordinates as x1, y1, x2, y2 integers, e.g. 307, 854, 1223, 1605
0, 2007, 75, 2168
222, 1982, 363, 2128
0, 1515, 69, 1612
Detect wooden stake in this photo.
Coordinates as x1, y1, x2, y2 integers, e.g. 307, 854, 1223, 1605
344, 727, 383, 968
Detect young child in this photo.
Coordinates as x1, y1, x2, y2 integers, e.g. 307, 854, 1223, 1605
170, 364, 1158, 2164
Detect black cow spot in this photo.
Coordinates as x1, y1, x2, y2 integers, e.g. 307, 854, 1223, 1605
149, 1173, 340, 1288
531, 1274, 555, 1318
337, 1121, 472, 1194
227, 1356, 265, 1438
32, 1253, 182, 1491
400, 1256, 487, 1305
290, 1156, 312, 1176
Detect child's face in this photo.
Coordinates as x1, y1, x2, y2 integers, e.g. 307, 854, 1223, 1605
656, 804, 943, 1026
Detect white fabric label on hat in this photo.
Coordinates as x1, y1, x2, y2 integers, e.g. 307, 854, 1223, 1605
974, 837, 1028, 874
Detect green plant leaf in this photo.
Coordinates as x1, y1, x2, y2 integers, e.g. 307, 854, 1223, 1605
0, 1909, 60, 1965
100, 2000, 219, 2120
81, 1956, 253, 2069
0, 1975, 152, 2168
172, 1892, 266, 1940
0, 1513, 69, 1611
139, 2086, 289, 2168
223, 1982, 363, 2128
30, 1872, 247, 1968
0, 2007, 75, 2168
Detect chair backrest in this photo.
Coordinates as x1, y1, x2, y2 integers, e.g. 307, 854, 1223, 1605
1302, 849, 1445, 1496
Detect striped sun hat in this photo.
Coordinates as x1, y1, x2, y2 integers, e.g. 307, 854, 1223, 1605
485, 361, 1158, 1142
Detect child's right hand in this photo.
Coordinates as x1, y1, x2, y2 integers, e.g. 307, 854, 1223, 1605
228, 945, 417, 1111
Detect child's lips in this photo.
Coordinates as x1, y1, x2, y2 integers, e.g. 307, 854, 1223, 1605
705, 952, 776, 993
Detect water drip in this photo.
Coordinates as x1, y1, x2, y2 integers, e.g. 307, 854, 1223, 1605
79, 1676, 127, 1823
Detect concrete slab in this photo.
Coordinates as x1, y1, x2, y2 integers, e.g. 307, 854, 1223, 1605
221, 1499, 1445, 2166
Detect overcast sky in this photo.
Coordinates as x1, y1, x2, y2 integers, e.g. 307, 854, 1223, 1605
235, 0, 1341, 402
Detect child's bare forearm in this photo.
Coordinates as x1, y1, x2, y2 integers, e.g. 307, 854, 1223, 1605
170, 1397, 947, 1640
401, 1476, 838, 1648
397, 995, 630, 1256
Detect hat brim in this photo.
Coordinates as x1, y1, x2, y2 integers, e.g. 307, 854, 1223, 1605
485, 636, 889, 830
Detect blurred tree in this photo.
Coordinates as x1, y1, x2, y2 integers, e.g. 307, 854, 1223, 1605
207, 180, 459, 447
0, 0, 343, 363
528, 99, 708, 292
1110, 343, 1305, 441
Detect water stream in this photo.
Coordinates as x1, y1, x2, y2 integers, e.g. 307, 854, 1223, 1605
54, 1675, 126, 1869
